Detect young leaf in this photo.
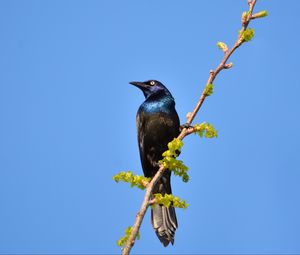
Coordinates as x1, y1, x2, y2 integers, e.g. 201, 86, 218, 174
240, 28, 255, 42
160, 138, 189, 182
113, 171, 151, 190
204, 83, 214, 96
153, 193, 189, 209
217, 42, 228, 52
252, 10, 268, 19
194, 122, 218, 138
117, 226, 140, 248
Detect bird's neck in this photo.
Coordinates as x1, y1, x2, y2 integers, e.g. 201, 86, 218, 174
141, 92, 175, 114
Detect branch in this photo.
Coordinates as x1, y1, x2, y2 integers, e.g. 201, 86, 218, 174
122, 1, 263, 254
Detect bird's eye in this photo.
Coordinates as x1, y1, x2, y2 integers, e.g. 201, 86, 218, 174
150, 81, 155, 86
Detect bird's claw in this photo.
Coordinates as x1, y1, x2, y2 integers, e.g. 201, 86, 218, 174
180, 123, 192, 132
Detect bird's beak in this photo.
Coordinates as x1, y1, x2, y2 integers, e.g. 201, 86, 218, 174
129, 81, 146, 89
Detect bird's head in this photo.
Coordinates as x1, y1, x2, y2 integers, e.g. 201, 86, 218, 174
130, 80, 172, 99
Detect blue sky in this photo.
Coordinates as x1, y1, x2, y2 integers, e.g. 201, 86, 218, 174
1, 0, 300, 254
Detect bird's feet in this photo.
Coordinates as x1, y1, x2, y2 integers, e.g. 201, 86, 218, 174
179, 123, 192, 132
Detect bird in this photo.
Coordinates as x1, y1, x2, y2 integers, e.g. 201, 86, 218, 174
130, 80, 180, 246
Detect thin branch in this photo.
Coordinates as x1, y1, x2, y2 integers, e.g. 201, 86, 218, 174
122, 1, 258, 254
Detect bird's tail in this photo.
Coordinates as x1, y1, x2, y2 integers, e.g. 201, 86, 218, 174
151, 176, 178, 246
151, 203, 178, 246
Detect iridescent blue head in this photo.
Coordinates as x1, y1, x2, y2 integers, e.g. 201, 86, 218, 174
130, 80, 173, 99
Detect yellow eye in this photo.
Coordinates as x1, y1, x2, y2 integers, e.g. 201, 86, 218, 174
150, 81, 155, 86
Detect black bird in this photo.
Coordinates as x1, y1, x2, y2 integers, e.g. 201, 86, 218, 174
130, 80, 180, 246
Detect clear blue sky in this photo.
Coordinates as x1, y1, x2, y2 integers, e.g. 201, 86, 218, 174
1, 0, 300, 254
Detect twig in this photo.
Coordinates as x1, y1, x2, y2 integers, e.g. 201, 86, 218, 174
122, 1, 258, 254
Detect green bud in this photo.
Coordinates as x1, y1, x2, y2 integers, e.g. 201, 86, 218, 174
217, 41, 228, 52
204, 83, 214, 96
252, 10, 268, 19
240, 28, 255, 42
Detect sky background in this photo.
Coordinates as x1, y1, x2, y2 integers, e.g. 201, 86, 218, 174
1, 0, 300, 254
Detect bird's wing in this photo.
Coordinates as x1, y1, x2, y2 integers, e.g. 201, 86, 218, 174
137, 111, 179, 179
